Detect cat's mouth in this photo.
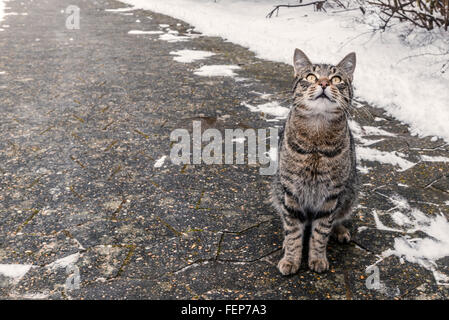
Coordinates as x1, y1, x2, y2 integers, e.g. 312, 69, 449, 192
315, 92, 332, 101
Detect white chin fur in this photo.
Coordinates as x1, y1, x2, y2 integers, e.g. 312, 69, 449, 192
303, 98, 338, 116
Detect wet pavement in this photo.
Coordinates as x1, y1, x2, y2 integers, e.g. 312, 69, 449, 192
0, 0, 448, 299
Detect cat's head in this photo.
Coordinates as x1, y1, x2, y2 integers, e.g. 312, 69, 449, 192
292, 48, 356, 116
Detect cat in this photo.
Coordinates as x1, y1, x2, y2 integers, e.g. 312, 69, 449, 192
271, 49, 358, 275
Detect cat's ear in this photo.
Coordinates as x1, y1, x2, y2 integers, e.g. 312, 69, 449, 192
337, 52, 356, 80
293, 48, 312, 76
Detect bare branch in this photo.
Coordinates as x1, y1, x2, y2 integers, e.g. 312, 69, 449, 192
266, 1, 328, 18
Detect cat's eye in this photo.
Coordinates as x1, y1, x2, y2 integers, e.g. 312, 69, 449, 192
331, 76, 342, 85
306, 74, 317, 82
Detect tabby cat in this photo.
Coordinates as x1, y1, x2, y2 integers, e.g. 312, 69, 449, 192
271, 49, 358, 275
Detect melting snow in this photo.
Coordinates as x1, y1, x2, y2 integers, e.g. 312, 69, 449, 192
45, 253, 80, 270
242, 101, 289, 120
0, 264, 32, 283
0, 0, 6, 25
154, 155, 167, 168
158, 33, 191, 42
193, 65, 240, 77
105, 7, 136, 12
128, 30, 163, 35
420, 155, 449, 163
356, 147, 416, 172
169, 49, 215, 63
373, 193, 449, 286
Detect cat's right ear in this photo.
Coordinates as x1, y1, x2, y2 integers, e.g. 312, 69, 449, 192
293, 48, 312, 76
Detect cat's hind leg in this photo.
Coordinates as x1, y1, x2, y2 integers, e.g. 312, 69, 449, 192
331, 195, 354, 244
331, 223, 351, 244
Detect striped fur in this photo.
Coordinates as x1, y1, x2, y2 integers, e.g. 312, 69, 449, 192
272, 49, 358, 275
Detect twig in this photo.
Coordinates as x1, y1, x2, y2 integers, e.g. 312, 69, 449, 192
396, 52, 449, 65
266, 1, 328, 18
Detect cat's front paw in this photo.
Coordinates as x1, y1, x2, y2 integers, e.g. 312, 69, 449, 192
308, 257, 329, 273
277, 257, 300, 276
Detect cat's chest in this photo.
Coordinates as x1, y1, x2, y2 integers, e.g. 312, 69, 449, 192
281, 150, 332, 181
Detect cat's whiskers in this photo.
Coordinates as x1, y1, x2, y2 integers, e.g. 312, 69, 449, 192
336, 92, 373, 120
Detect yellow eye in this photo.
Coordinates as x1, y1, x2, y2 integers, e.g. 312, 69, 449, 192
306, 74, 317, 82
331, 76, 342, 85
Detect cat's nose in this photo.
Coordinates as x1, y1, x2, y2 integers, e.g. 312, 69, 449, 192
318, 78, 330, 88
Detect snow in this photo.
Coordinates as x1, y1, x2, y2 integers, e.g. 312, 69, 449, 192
45, 252, 80, 270
105, 7, 136, 12
356, 147, 416, 172
0, 264, 32, 283
371, 192, 449, 285
9, 291, 50, 299
170, 49, 215, 63
0, 2, 4, 23
372, 211, 402, 233
242, 101, 289, 120
232, 137, 246, 143
154, 155, 167, 168
158, 33, 191, 42
118, 0, 449, 142
193, 65, 241, 77
420, 155, 449, 163
360, 126, 396, 137
384, 209, 449, 285
250, 91, 272, 100
267, 146, 278, 162
128, 30, 163, 35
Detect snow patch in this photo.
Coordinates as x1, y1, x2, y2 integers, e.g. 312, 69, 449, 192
46, 253, 80, 270
154, 155, 167, 168
194, 64, 241, 77
420, 155, 449, 163
267, 146, 278, 162
105, 7, 136, 12
128, 30, 163, 35
232, 137, 246, 143
374, 193, 449, 286
242, 101, 289, 120
158, 33, 191, 42
0, 264, 32, 283
361, 126, 396, 137
9, 291, 50, 299
0, 0, 5, 24
250, 91, 272, 100
356, 147, 416, 172
170, 49, 215, 63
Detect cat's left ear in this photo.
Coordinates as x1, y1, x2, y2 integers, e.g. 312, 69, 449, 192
337, 52, 356, 80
